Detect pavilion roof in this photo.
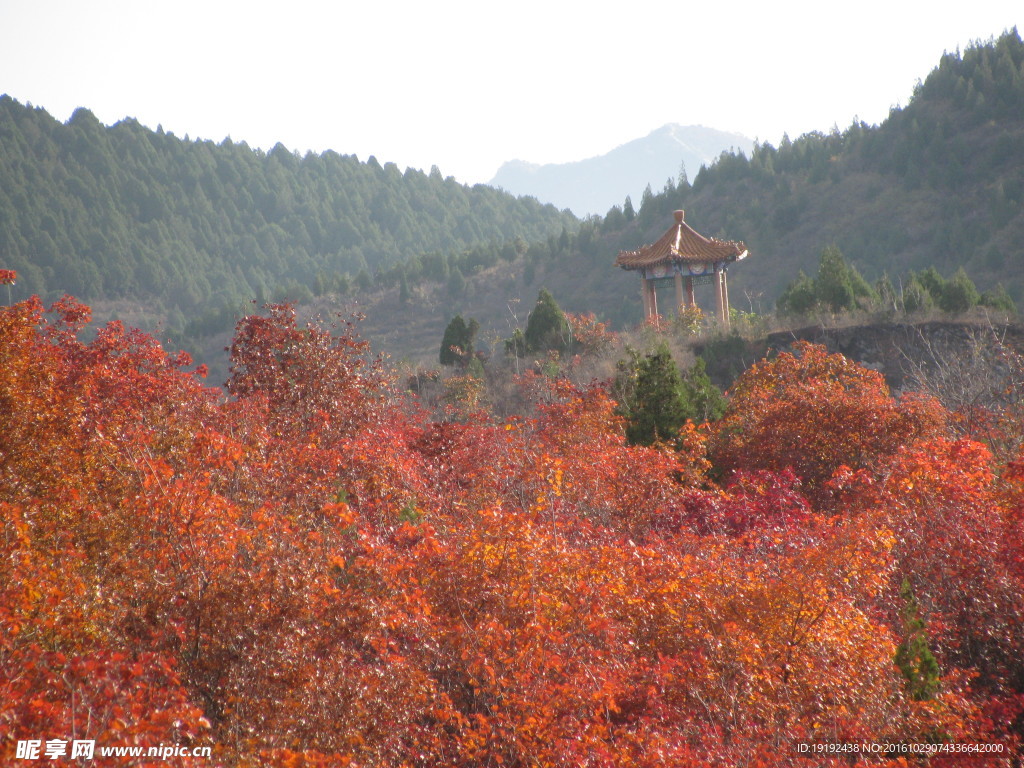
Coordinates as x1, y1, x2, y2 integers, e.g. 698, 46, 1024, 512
615, 210, 748, 270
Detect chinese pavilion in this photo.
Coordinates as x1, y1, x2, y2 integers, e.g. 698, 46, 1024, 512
615, 210, 748, 329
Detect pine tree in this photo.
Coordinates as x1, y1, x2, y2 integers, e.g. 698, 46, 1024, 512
815, 245, 856, 312
623, 343, 691, 446
637, 184, 657, 228
918, 266, 947, 299
848, 264, 878, 305
938, 267, 980, 313
980, 282, 1016, 313
894, 579, 941, 701
681, 357, 727, 423
677, 160, 689, 188
467, 355, 485, 381
355, 269, 373, 293
902, 272, 934, 314
524, 288, 570, 354
439, 314, 478, 367
776, 270, 817, 316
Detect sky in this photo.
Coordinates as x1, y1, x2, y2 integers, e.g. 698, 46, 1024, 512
3, 0, 1021, 184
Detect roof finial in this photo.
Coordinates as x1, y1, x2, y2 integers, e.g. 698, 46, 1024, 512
674, 210, 685, 223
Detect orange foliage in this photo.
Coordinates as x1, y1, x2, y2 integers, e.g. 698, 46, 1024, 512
564, 311, 618, 358
867, 439, 1024, 694
711, 341, 947, 503
2, 300, 1020, 765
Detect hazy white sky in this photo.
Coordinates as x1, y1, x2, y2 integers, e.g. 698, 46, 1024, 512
3, 1, 1020, 183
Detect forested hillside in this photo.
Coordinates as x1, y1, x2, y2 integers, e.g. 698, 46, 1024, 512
641, 28, 1024, 308
0, 96, 575, 331
344, 30, 1024, 359
3, 31, 1022, 367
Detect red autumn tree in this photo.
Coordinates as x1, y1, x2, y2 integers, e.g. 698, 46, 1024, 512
710, 341, 947, 503
3, 296, 1018, 766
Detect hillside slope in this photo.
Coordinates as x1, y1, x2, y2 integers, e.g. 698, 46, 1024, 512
0, 97, 575, 332
340, 31, 1024, 365
656, 29, 1024, 311
4, 31, 1023, 373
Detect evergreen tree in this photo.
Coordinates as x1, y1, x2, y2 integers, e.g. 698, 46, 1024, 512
602, 205, 626, 233
0, 94, 577, 332
815, 245, 856, 312
902, 272, 933, 314
504, 328, 527, 360
980, 282, 1016, 313
355, 269, 373, 293
523, 260, 536, 286
558, 227, 571, 252
623, 343, 690, 446
466, 355, 486, 381
848, 263, 877, 305
637, 183, 657, 228
894, 579, 941, 701
777, 247, 876, 317
776, 270, 817, 316
938, 267, 980, 313
524, 288, 570, 354
681, 357, 727, 423
918, 266, 947, 299
439, 314, 479, 367
677, 160, 689, 188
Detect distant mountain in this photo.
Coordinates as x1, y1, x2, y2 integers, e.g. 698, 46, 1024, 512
488, 124, 755, 216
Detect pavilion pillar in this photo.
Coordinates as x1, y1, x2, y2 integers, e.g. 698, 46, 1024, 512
674, 273, 684, 315
714, 266, 726, 326
641, 276, 651, 319
685, 276, 696, 308
648, 279, 659, 320
721, 268, 731, 328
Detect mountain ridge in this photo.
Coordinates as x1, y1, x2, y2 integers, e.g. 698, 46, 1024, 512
489, 123, 754, 216
0, 94, 576, 327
